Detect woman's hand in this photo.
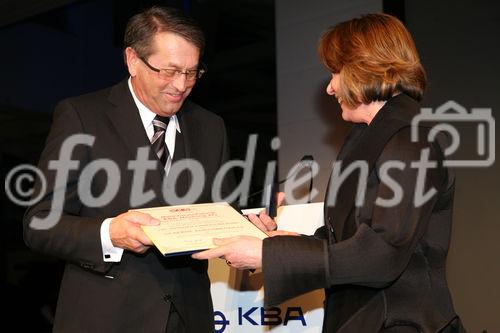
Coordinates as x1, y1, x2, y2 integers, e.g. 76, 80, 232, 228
267, 230, 300, 237
192, 236, 263, 270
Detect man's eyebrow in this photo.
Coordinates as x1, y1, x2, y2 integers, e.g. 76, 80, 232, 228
163, 62, 199, 70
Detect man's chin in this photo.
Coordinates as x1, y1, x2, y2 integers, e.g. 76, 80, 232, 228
159, 105, 183, 117
155, 100, 185, 116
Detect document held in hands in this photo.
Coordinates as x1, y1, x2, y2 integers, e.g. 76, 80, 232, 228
135, 202, 268, 256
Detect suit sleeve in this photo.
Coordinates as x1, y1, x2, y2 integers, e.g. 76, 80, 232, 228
263, 128, 445, 306
23, 99, 112, 274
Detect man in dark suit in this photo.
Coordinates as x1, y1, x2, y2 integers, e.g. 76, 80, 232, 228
23, 6, 233, 332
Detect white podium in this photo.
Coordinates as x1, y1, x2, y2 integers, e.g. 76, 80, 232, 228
208, 203, 325, 332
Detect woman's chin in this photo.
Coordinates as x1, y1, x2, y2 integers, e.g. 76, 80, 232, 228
340, 111, 350, 122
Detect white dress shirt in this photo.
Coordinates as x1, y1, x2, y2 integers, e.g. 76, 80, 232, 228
100, 78, 181, 262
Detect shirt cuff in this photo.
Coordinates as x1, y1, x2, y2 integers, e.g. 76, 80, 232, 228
100, 218, 124, 262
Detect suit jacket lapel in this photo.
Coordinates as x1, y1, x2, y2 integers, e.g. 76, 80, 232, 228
163, 101, 201, 201
174, 101, 220, 204
325, 94, 421, 241
106, 80, 167, 205
173, 104, 192, 191
175, 102, 195, 161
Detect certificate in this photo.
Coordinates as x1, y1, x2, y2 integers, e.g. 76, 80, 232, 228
134, 202, 268, 256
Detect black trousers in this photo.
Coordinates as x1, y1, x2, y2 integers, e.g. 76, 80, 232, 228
165, 306, 184, 333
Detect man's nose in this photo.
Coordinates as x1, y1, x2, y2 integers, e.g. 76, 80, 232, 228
171, 73, 188, 91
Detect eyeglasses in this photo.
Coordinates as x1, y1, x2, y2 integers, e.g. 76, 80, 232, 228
139, 56, 206, 81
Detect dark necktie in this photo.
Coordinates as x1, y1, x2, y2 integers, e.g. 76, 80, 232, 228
151, 115, 170, 166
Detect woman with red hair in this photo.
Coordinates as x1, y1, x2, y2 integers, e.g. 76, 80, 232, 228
194, 13, 465, 333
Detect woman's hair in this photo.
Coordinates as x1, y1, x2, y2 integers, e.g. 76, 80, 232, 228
318, 13, 426, 108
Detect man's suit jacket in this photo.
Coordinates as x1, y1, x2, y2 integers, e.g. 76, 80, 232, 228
262, 94, 464, 332
23, 80, 234, 332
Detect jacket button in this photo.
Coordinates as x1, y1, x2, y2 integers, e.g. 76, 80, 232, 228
163, 294, 172, 303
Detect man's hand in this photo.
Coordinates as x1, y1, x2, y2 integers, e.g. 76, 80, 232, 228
247, 192, 285, 233
192, 236, 263, 270
109, 211, 160, 253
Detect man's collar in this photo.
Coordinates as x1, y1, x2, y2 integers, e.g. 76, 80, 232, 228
127, 77, 181, 133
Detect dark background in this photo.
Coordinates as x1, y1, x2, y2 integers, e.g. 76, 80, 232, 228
1, 0, 499, 332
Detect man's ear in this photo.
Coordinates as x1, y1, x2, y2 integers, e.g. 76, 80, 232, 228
125, 47, 138, 76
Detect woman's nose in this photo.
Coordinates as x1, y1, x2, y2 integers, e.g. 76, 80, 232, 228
326, 80, 334, 95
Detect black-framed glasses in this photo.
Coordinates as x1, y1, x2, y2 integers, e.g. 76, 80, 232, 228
139, 56, 206, 81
